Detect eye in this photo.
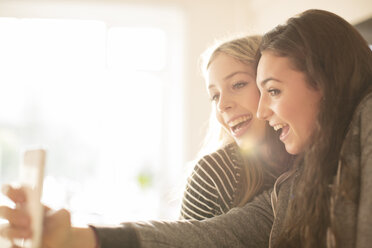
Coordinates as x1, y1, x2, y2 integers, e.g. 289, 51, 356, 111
233, 81, 248, 89
267, 88, 281, 96
210, 93, 220, 102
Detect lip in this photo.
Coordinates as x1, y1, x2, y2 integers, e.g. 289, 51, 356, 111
231, 119, 253, 138
279, 125, 290, 142
269, 122, 290, 142
227, 114, 252, 126
226, 114, 253, 138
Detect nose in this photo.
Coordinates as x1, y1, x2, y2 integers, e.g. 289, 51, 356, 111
217, 93, 234, 113
256, 95, 272, 120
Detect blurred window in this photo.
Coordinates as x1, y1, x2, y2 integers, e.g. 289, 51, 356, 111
0, 13, 184, 225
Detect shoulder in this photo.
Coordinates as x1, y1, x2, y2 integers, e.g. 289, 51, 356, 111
341, 91, 372, 170
193, 143, 243, 182
187, 143, 244, 208
356, 91, 372, 118
180, 144, 243, 219
344, 92, 372, 134
347, 92, 372, 139
358, 92, 372, 151
359, 92, 372, 134
204, 143, 243, 170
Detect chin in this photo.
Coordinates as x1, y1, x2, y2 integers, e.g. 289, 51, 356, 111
235, 139, 244, 148
284, 144, 301, 155
236, 137, 260, 153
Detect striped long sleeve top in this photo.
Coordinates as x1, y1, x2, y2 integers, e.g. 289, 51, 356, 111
180, 143, 245, 220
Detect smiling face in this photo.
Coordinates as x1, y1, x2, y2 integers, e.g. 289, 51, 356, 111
256, 51, 322, 155
207, 53, 266, 150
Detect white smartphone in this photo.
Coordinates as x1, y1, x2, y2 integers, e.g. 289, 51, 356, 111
19, 149, 46, 248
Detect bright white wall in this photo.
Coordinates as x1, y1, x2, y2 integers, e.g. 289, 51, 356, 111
0, 0, 371, 163
247, 0, 372, 33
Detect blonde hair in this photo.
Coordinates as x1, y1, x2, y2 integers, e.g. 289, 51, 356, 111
199, 35, 279, 207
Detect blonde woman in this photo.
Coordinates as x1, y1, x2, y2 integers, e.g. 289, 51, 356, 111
180, 36, 291, 220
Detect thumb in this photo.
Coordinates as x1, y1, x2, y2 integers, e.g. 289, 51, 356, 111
1, 185, 27, 204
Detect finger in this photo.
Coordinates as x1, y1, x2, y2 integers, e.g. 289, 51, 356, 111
53, 208, 71, 220
0, 206, 30, 227
10, 240, 23, 248
44, 208, 71, 229
1, 185, 27, 204
44, 207, 68, 219
44, 205, 51, 213
0, 224, 32, 239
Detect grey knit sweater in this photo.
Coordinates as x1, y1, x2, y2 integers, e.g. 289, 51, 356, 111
93, 92, 372, 248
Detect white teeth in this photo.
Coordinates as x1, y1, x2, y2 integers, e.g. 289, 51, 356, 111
273, 124, 287, 131
229, 115, 252, 127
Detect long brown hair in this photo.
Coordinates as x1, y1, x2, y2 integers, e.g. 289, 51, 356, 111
201, 35, 291, 206
257, 9, 372, 247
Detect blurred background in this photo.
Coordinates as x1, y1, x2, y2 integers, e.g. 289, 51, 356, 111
0, 0, 371, 228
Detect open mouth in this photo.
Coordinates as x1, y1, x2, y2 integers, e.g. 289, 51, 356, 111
229, 115, 252, 136
273, 123, 290, 141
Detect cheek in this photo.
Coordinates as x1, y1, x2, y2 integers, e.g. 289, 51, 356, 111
291, 90, 322, 137
242, 88, 261, 111
273, 95, 298, 121
285, 103, 317, 141
301, 103, 320, 136
252, 118, 267, 140
250, 96, 260, 111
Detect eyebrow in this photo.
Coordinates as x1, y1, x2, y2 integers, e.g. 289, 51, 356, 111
259, 77, 282, 86
224, 71, 252, 81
